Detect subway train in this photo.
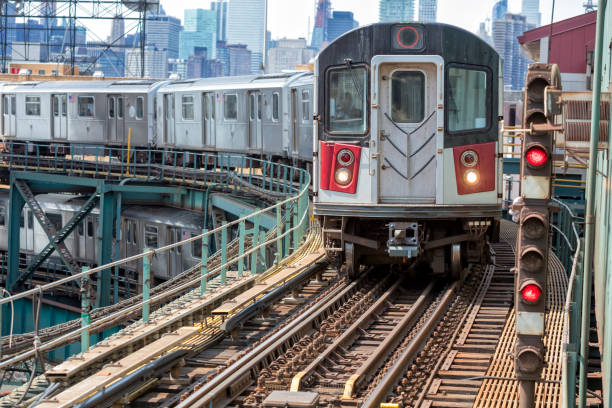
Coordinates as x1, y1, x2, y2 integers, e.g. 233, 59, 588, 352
0, 191, 204, 281
313, 22, 503, 277
0, 72, 315, 168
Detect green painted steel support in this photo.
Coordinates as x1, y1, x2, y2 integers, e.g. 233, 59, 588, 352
276, 205, 282, 264
238, 221, 245, 277
7, 183, 26, 291
96, 192, 116, 308
143, 249, 151, 323
80, 267, 90, 353
284, 203, 290, 258
251, 215, 260, 275
200, 229, 208, 295
293, 208, 299, 253
259, 230, 266, 272
221, 221, 227, 284
580, 3, 607, 407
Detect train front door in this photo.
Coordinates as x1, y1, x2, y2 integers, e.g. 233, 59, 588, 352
107, 94, 125, 144
20, 209, 34, 252
2, 94, 16, 137
164, 94, 175, 145
202, 92, 216, 147
52, 94, 68, 140
375, 57, 441, 203
248, 91, 263, 152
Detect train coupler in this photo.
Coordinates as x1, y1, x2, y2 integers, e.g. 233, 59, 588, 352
387, 222, 419, 258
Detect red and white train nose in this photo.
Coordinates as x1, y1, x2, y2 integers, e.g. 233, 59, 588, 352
319, 141, 361, 194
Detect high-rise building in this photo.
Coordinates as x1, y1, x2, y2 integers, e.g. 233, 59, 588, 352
379, 0, 414, 22
110, 15, 125, 47
418, 0, 437, 22
492, 0, 508, 20
521, 0, 541, 27
477, 21, 492, 46
327, 11, 358, 43
216, 41, 252, 76
211, 1, 228, 42
180, 9, 217, 59
311, 0, 331, 50
145, 7, 182, 59
125, 46, 168, 78
226, 0, 267, 73
87, 41, 125, 77
186, 47, 224, 78
492, 13, 533, 90
266, 38, 316, 73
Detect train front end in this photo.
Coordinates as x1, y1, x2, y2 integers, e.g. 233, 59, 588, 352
313, 22, 503, 277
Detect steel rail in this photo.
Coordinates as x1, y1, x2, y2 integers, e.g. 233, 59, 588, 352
361, 281, 459, 408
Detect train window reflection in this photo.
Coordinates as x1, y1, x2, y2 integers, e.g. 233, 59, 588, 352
136, 96, 144, 120
192, 233, 202, 258
182, 95, 194, 120
224, 94, 238, 120
447, 67, 488, 132
302, 90, 310, 123
272, 93, 279, 121
118, 97, 124, 119
0, 206, 5, 226
78, 96, 95, 117
328, 67, 367, 134
145, 225, 158, 248
25, 96, 41, 116
391, 71, 425, 123
46, 213, 62, 231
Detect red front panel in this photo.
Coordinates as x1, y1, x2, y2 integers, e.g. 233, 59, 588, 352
453, 142, 496, 195
319, 142, 361, 194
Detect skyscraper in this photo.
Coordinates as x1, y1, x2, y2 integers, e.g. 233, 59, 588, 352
327, 11, 358, 43
110, 15, 125, 47
492, 0, 508, 20
179, 9, 217, 59
146, 7, 182, 59
521, 0, 541, 27
379, 0, 415, 22
311, 0, 331, 50
211, 1, 228, 42
125, 46, 168, 78
418, 0, 437, 22
226, 0, 267, 73
492, 13, 533, 90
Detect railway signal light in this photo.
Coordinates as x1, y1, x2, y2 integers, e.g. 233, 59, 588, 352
514, 64, 561, 403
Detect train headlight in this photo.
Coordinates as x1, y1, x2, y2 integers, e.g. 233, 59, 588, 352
334, 168, 352, 186
464, 170, 479, 185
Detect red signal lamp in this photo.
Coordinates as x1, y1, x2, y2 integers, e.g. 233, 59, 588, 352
520, 282, 542, 303
525, 145, 548, 168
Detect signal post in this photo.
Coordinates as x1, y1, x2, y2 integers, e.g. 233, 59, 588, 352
513, 63, 562, 407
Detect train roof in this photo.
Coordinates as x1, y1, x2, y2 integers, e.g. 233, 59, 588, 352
157, 71, 313, 93
0, 79, 169, 94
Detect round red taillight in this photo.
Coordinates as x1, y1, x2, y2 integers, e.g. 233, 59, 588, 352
525, 146, 548, 167
460, 150, 478, 167
521, 283, 542, 303
337, 149, 354, 166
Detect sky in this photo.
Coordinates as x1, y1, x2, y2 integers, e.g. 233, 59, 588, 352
160, 0, 588, 41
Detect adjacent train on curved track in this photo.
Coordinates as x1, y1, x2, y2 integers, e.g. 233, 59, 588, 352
0, 22, 502, 278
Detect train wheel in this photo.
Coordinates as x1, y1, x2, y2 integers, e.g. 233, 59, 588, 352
345, 242, 361, 279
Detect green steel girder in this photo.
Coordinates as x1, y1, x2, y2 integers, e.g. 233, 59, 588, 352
210, 194, 276, 230
503, 158, 520, 175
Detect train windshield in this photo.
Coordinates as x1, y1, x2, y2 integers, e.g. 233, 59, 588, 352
327, 66, 367, 135
447, 67, 489, 132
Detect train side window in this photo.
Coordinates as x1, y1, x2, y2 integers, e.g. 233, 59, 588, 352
301, 90, 310, 123
78, 96, 95, 117
109, 97, 115, 118
28, 211, 33, 229
391, 71, 425, 123
78, 221, 83, 236
272, 93, 279, 121
53, 96, 59, 117
0, 206, 5, 226
192, 233, 202, 258
249, 94, 256, 120
118, 97, 124, 119
132, 221, 137, 245
446, 66, 489, 132
11, 96, 16, 115
257, 94, 262, 120
62, 95, 67, 116
126, 221, 131, 243
3, 96, 8, 114
327, 66, 368, 134
25, 96, 41, 116
87, 220, 94, 237
182, 95, 195, 120
210, 94, 215, 120
46, 213, 62, 231
136, 96, 144, 120
224, 94, 237, 120
20, 213, 24, 228
145, 225, 158, 248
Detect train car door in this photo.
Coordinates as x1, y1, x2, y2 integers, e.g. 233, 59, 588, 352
164, 94, 175, 145
20, 209, 35, 252
167, 227, 183, 276
51, 94, 68, 139
291, 89, 298, 153
202, 92, 215, 147
248, 91, 263, 152
85, 215, 96, 261
374, 57, 440, 203
107, 94, 125, 144
2, 94, 16, 137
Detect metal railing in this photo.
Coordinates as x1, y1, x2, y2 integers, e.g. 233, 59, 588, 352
0, 142, 312, 369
